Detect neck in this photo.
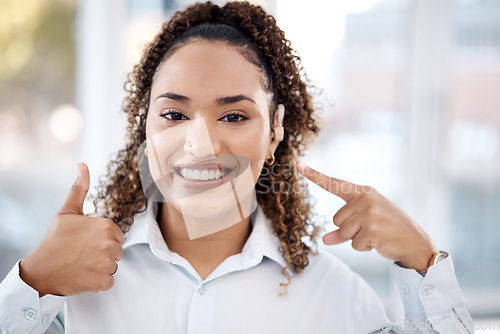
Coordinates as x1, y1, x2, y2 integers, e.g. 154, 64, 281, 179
158, 202, 252, 280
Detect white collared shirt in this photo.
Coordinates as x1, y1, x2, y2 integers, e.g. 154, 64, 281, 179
0, 202, 473, 334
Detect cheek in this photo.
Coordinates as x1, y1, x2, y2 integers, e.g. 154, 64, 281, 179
145, 117, 185, 176
223, 123, 271, 184
145, 114, 156, 142
145, 112, 163, 137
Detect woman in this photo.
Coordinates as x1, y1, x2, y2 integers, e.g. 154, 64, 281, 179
0, 1, 473, 333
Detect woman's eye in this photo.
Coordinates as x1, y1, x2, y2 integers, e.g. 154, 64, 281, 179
161, 111, 187, 121
221, 114, 248, 123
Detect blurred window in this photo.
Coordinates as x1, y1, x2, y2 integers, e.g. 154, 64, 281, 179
1, 0, 498, 325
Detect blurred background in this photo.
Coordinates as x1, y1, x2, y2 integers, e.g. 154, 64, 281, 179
0, 0, 499, 331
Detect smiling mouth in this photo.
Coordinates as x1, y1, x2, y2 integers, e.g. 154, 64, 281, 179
172, 166, 232, 181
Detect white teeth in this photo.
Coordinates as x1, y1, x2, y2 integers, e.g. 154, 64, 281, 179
178, 168, 228, 180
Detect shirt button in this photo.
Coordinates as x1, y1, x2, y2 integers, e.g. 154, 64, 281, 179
42, 314, 51, 326
23, 308, 37, 321
421, 285, 434, 295
198, 284, 207, 295
402, 284, 410, 295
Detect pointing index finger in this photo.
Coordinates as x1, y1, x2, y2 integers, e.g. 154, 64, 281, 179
296, 162, 357, 201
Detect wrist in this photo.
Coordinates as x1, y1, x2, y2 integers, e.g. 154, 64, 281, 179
19, 257, 51, 297
427, 251, 448, 268
398, 246, 438, 272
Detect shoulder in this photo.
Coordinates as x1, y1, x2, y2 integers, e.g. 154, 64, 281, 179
299, 248, 357, 285
301, 249, 387, 314
307, 247, 351, 271
290, 248, 385, 313
301, 248, 378, 293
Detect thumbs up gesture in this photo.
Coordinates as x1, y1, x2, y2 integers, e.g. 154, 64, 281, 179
19, 163, 124, 297
297, 162, 438, 272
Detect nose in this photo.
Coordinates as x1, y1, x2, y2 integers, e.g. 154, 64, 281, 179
183, 118, 221, 158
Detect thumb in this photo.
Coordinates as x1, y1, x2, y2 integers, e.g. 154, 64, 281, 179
59, 162, 90, 215
323, 230, 349, 246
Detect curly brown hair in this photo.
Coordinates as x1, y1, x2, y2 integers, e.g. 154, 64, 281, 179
92, 1, 322, 292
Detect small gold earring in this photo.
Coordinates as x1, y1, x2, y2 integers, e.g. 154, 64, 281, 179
266, 154, 275, 165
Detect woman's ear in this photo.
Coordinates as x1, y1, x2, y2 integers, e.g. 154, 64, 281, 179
272, 104, 285, 142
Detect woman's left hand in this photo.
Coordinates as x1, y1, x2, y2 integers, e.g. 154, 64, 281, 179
297, 162, 438, 272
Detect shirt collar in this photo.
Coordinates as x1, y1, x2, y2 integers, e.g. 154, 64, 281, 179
122, 201, 172, 262
243, 204, 291, 272
122, 200, 292, 276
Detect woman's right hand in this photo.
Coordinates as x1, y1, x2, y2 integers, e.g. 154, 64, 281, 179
19, 162, 124, 297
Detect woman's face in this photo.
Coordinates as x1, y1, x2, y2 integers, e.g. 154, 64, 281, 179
144, 41, 279, 237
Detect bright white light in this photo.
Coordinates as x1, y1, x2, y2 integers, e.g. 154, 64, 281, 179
49, 104, 83, 143
449, 120, 499, 162
123, 13, 164, 73
0, 135, 25, 171
346, 0, 380, 14
276, 0, 379, 86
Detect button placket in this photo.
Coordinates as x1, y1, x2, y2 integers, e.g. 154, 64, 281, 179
198, 284, 207, 295
23, 308, 37, 321
421, 285, 434, 296
188, 281, 215, 334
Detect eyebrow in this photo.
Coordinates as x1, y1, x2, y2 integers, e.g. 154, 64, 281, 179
216, 95, 256, 105
155, 92, 189, 102
154, 92, 256, 105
